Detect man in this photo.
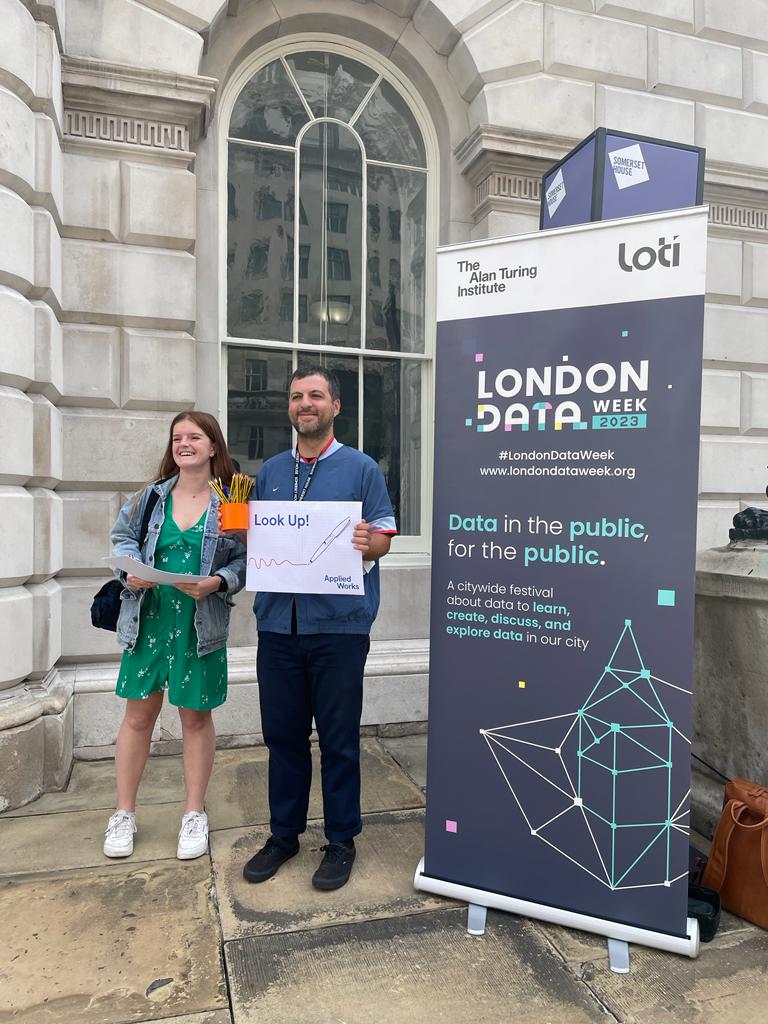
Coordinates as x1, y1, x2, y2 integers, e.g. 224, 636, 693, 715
243, 366, 396, 890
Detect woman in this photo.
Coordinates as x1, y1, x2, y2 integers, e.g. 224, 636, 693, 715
105, 412, 246, 860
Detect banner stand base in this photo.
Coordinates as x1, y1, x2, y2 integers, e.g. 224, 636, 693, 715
467, 903, 487, 936
414, 858, 700, 966
607, 938, 630, 974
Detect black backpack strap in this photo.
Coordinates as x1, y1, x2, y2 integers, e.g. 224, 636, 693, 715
138, 488, 161, 548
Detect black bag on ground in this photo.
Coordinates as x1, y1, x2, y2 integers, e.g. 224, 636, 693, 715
688, 883, 721, 943
90, 490, 160, 631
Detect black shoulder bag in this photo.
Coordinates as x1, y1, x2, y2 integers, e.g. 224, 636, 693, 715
90, 489, 160, 631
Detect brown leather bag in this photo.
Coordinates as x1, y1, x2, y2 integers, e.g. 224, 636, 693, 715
702, 778, 768, 929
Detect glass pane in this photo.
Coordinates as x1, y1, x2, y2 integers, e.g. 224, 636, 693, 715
227, 348, 293, 475
355, 79, 426, 167
228, 144, 295, 341
298, 123, 363, 348
366, 167, 426, 353
363, 358, 421, 535
287, 51, 378, 122
230, 59, 308, 146
299, 354, 359, 449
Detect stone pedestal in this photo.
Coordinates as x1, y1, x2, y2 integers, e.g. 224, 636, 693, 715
693, 542, 768, 836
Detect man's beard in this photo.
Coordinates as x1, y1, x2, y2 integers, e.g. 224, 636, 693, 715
291, 413, 334, 438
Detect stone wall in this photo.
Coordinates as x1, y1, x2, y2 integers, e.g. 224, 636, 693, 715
0, 0, 69, 808
1, 0, 767, 808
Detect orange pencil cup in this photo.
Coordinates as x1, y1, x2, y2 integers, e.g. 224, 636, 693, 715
220, 503, 249, 531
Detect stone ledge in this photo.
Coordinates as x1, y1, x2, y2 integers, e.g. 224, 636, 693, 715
0, 668, 72, 731
66, 638, 431, 695
696, 543, 768, 600
61, 56, 218, 153
457, 122, 768, 204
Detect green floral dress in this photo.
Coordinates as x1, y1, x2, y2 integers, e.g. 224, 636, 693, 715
116, 495, 227, 710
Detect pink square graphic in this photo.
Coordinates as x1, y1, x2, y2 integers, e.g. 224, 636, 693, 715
445, 819, 458, 833
475, 353, 484, 363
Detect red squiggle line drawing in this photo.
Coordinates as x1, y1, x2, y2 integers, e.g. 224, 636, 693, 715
248, 557, 308, 569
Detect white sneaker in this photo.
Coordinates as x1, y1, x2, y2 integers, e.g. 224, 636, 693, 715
104, 810, 137, 857
177, 811, 209, 860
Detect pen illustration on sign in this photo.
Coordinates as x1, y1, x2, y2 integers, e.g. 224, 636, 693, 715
247, 516, 351, 569
309, 517, 351, 563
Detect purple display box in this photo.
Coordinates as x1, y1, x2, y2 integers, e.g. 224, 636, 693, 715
540, 128, 705, 230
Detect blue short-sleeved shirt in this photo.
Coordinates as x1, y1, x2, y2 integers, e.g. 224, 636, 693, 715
252, 441, 396, 635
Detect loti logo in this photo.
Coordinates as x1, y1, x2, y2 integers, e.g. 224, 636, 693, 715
618, 235, 680, 273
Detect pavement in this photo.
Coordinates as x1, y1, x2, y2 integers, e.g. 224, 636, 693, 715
1, 734, 766, 1024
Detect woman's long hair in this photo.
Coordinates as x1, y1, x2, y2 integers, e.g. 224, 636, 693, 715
156, 411, 236, 484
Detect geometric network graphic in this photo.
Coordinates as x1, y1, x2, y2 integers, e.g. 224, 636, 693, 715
481, 619, 691, 891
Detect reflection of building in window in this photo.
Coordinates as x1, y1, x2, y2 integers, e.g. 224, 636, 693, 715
328, 248, 351, 281
246, 241, 269, 277
328, 176, 361, 197
388, 208, 401, 242
256, 188, 283, 220
368, 254, 380, 287
368, 203, 380, 237
286, 242, 311, 278
327, 202, 348, 233
226, 50, 428, 534
240, 291, 265, 322
245, 357, 267, 392
248, 425, 264, 460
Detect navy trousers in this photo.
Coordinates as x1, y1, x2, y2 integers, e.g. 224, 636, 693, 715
256, 630, 370, 842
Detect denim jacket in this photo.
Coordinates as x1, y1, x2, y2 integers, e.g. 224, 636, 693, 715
111, 475, 247, 656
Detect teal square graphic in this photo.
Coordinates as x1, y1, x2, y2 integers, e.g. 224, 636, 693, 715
465, 418, 473, 426
621, 330, 629, 337
657, 589, 676, 607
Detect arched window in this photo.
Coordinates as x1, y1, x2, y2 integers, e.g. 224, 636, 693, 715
226, 49, 430, 539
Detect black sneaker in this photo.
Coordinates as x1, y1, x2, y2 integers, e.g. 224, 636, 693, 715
311, 840, 356, 891
243, 835, 299, 883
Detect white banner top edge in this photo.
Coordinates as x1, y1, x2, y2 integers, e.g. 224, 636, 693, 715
436, 207, 708, 323
436, 205, 709, 256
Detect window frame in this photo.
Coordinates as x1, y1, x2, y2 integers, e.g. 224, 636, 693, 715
218, 36, 438, 555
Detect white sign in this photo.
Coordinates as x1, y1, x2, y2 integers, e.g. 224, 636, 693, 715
105, 556, 209, 585
609, 143, 649, 191
545, 167, 567, 217
246, 500, 364, 595
436, 206, 708, 323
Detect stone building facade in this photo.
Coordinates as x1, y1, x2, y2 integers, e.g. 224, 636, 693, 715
1, 0, 767, 809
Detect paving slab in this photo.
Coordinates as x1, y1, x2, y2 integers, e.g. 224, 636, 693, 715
205, 737, 424, 830
2, 738, 423, 831
211, 808, 447, 940
225, 907, 605, 1024
2, 754, 186, 817
579, 923, 768, 1023
0, 859, 228, 1024
379, 733, 428, 790
0, 802, 193, 877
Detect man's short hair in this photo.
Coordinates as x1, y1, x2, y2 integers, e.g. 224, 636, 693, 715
290, 365, 341, 402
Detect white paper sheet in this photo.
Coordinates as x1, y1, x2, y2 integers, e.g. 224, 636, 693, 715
246, 500, 364, 595
104, 556, 210, 585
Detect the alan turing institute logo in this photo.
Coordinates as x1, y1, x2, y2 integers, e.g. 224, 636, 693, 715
465, 352, 650, 433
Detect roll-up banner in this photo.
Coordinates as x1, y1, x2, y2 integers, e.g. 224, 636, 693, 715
419, 208, 707, 943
